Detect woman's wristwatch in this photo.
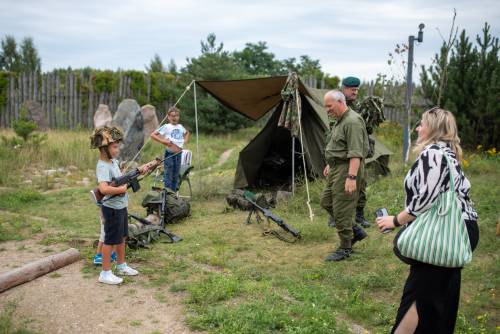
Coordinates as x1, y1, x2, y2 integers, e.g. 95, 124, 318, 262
393, 215, 401, 227
347, 174, 357, 180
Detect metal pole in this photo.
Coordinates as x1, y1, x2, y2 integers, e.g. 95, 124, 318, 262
291, 136, 295, 195
403, 35, 415, 164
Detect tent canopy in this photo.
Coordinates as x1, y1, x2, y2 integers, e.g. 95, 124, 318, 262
196, 76, 392, 189
196, 76, 315, 121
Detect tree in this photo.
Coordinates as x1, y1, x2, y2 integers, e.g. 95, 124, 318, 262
19, 37, 41, 72
181, 33, 251, 132
146, 54, 165, 73
279, 57, 299, 74
167, 58, 177, 74
444, 30, 478, 142
472, 23, 499, 147
274, 55, 330, 88
232, 41, 281, 76
297, 55, 322, 77
420, 22, 500, 148
0, 35, 21, 72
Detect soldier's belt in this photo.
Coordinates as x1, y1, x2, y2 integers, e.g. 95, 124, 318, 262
327, 158, 348, 165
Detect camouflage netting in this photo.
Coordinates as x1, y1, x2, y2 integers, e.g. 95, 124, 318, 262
357, 96, 386, 135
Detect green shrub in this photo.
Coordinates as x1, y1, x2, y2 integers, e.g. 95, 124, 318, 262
12, 117, 36, 141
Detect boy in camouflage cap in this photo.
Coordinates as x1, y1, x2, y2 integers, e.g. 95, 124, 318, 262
90, 126, 141, 284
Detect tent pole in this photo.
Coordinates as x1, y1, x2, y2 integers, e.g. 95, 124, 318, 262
194, 82, 200, 172
291, 135, 295, 195
123, 80, 194, 172
295, 87, 314, 221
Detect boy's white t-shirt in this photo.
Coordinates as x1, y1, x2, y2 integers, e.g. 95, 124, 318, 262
156, 123, 187, 148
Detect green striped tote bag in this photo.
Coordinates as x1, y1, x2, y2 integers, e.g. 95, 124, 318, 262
396, 152, 472, 268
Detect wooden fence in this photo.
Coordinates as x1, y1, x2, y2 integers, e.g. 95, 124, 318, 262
0, 71, 421, 129
0, 71, 172, 129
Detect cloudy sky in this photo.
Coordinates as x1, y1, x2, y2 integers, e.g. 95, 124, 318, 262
1, 0, 499, 81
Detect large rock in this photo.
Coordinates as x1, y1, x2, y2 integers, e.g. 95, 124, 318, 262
141, 104, 159, 139
112, 99, 144, 162
23, 100, 47, 130
93, 104, 112, 128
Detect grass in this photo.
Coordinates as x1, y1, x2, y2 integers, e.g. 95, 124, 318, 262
0, 124, 498, 333
0, 301, 38, 334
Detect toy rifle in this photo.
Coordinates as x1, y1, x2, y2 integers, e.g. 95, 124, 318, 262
243, 190, 301, 242
90, 151, 182, 205
128, 213, 182, 243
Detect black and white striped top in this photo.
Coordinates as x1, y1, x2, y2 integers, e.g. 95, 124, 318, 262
404, 141, 478, 221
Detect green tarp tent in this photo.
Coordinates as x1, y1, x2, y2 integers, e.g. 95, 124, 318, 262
197, 76, 392, 189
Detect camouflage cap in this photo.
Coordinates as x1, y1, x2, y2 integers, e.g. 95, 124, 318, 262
341, 76, 361, 88
90, 126, 124, 149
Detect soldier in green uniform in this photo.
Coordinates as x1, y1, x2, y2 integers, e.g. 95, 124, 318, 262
341, 76, 371, 228
321, 90, 369, 261
324, 76, 370, 229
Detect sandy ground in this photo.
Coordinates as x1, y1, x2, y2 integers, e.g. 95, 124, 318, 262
0, 237, 199, 334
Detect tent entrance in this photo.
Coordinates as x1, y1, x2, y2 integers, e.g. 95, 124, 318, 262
256, 127, 305, 190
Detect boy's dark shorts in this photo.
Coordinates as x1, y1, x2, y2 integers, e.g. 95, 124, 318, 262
101, 206, 128, 245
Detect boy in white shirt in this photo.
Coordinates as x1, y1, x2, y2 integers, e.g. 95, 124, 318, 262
151, 107, 190, 191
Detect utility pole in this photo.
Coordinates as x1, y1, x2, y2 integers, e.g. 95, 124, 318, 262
403, 23, 425, 164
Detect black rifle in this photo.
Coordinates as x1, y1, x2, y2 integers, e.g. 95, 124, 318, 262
128, 213, 182, 243
243, 191, 301, 241
90, 151, 183, 205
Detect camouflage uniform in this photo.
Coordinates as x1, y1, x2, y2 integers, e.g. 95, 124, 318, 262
323, 99, 369, 228
321, 108, 369, 256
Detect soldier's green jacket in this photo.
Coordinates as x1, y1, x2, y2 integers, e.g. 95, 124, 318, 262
325, 108, 369, 164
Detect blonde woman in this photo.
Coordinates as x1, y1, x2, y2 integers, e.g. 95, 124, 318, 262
376, 108, 479, 334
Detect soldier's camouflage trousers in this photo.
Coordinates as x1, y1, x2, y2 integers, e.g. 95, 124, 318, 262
320, 161, 365, 248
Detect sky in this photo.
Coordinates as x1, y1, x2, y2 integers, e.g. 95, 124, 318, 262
1, 0, 499, 82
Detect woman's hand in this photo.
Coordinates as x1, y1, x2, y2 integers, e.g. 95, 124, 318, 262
376, 215, 395, 233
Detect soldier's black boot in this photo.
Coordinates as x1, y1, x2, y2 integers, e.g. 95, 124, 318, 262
325, 247, 352, 261
327, 215, 336, 228
355, 209, 371, 228
352, 225, 368, 246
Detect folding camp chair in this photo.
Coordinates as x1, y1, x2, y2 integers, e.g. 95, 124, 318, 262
178, 150, 193, 199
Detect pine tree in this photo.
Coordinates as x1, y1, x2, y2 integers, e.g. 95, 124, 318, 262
167, 58, 177, 74
19, 37, 41, 72
181, 33, 251, 132
420, 22, 500, 148
445, 30, 478, 143
0, 35, 21, 72
146, 54, 165, 73
474, 23, 500, 147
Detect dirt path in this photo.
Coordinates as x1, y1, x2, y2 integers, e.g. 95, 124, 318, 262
196, 148, 234, 173
216, 148, 233, 167
0, 238, 198, 334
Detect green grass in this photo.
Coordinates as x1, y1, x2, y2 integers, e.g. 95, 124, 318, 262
0, 125, 498, 333
0, 301, 38, 334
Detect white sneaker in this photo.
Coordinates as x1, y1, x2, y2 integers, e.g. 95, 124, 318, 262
98, 271, 123, 285
116, 264, 139, 276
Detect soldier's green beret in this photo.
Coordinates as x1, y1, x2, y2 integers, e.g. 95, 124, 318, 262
342, 76, 360, 88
